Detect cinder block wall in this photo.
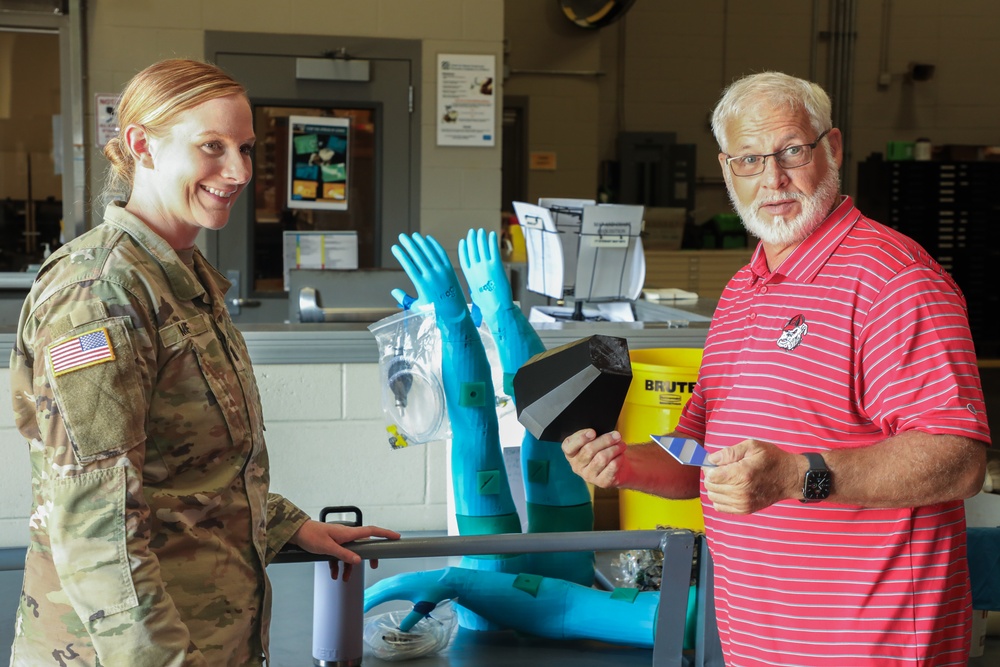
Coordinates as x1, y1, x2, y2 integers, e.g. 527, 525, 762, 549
256, 363, 449, 531
0, 362, 450, 548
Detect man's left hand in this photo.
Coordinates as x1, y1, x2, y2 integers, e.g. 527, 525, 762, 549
704, 439, 801, 514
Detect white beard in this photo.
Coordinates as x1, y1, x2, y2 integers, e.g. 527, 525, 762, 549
727, 153, 841, 247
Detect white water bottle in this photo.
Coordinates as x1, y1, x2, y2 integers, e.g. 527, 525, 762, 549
312, 506, 365, 666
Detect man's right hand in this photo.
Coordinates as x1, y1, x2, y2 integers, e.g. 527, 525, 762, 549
563, 428, 702, 500
561, 428, 629, 489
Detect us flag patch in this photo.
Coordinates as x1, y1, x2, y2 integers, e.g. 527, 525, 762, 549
48, 328, 115, 376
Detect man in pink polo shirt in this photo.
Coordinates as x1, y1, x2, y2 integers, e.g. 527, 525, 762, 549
563, 72, 990, 666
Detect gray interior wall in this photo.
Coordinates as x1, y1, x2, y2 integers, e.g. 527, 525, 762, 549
505, 0, 1000, 223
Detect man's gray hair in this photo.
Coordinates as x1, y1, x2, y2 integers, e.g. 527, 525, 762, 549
710, 72, 832, 153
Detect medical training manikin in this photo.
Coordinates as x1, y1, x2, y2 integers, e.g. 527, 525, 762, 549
365, 229, 693, 648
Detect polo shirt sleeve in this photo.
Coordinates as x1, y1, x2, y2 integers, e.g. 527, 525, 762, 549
857, 262, 991, 444
675, 383, 708, 442
673, 276, 745, 443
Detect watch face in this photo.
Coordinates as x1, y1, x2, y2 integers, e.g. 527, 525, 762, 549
804, 470, 832, 499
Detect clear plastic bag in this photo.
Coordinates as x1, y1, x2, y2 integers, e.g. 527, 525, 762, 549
370, 306, 449, 447
611, 549, 663, 592
363, 600, 457, 661
369, 305, 513, 448
477, 317, 515, 421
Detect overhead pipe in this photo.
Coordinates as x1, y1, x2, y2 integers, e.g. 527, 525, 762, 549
825, 0, 857, 193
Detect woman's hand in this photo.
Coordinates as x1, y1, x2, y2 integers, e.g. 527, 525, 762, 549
290, 519, 400, 581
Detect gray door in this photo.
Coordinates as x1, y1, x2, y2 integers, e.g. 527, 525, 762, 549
205, 33, 420, 323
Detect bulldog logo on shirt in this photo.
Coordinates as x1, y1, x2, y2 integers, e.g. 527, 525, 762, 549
777, 314, 808, 351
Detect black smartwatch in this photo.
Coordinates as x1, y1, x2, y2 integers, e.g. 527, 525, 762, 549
800, 452, 832, 503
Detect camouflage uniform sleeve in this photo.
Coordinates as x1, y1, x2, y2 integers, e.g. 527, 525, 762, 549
14, 278, 208, 666
264, 492, 310, 565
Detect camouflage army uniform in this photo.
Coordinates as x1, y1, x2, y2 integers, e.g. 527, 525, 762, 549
9, 203, 309, 666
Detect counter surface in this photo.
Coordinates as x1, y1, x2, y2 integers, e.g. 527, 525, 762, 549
0, 300, 717, 367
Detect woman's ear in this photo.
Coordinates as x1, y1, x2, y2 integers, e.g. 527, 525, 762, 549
123, 124, 154, 169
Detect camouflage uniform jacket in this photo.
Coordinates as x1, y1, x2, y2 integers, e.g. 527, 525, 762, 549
9, 204, 309, 666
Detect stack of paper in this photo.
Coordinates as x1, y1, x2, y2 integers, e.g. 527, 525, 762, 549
642, 288, 699, 302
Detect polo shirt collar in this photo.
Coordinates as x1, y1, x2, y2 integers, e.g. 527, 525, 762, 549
748, 195, 860, 284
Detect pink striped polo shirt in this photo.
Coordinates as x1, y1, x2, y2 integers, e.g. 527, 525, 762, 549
675, 196, 991, 666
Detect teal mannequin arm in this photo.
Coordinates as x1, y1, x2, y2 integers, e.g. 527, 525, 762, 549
391, 233, 465, 321
391, 233, 520, 532
460, 228, 594, 585
459, 228, 544, 375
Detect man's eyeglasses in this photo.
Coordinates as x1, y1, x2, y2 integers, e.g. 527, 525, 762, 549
723, 129, 831, 178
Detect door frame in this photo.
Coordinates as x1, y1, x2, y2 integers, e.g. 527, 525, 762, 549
203, 31, 421, 321
1, 0, 87, 239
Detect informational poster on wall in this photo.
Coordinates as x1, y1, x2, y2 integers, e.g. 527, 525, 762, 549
94, 93, 120, 148
287, 115, 350, 210
436, 53, 496, 147
282, 231, 359, 289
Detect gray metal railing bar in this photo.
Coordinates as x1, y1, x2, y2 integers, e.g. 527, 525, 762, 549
273, 529, 687, 563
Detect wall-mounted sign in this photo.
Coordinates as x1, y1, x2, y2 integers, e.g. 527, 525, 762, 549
530, 151, 558, 170
436, 53, 496, 147
282, 230, 359, 290
94, 93, 120, 148
287, 115, 350, 210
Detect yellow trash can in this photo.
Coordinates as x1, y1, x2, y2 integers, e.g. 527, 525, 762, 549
617, 348, 704, 531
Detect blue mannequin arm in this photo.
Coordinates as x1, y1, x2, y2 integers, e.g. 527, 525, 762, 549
458, 228, 544, 375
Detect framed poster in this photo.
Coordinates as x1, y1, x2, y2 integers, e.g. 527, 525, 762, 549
436, 54, 496, 147
287, 115, 350, 210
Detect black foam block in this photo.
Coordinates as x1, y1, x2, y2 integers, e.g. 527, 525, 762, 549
513, 334, 632, 442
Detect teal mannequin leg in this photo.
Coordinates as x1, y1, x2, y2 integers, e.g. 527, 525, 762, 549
364, 567, 697, 650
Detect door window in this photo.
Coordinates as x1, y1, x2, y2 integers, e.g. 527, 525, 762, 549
251, 105, 376, 294
207, 35, 419, 323
0, 29, 62, 271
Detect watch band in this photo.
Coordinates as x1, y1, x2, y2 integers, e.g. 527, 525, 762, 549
803, 452, 827, 471
800, 452, 832, 503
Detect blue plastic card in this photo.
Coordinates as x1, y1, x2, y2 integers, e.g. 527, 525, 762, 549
651, 434, 716, 468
